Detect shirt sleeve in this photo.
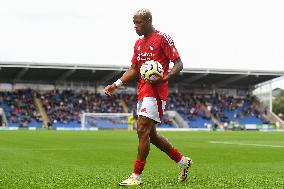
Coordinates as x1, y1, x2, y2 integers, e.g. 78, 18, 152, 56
161, 34, 180, 62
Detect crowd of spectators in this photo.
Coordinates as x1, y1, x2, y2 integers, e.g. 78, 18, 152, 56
0, 89, 271, 128
204, 93, 269, 125
39, 90, 123, 125
167, 93, 211, 121
166, 92, 269, 127
0, 89, 42, 127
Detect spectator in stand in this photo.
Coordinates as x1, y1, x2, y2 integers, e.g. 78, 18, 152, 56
0, 107, 3, 126
40, 90, 125, 126
0, 114, 2, 127
1, 89, 42, 127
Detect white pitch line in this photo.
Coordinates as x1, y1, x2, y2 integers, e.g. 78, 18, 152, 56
209, 141, 284, 148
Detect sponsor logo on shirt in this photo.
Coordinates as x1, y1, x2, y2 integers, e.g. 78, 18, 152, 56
137, 52, 155, 61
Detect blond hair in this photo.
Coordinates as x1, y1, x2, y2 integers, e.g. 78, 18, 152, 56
134, 8, 152, 20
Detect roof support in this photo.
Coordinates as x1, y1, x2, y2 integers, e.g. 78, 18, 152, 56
215, 74, 248, 87
101, 70, 122, 83
14, 68, 29, 80
182, 73, 208, 83
56, 69, 76, 81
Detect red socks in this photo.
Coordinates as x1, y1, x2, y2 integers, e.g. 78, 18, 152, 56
133, 148, 182, 174
167, 147, 183, 163
133, 159, 146, 174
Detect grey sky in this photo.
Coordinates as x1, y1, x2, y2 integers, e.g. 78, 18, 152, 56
0, 0, 284, 77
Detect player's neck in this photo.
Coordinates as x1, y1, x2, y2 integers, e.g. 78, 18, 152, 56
144, 27, 156, 38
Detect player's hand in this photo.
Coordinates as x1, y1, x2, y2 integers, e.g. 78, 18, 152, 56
104, 84, 117, 96
145, 73, 166, 84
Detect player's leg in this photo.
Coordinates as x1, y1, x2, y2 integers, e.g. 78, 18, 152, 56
119, 116, 155, 186
149, 125, 172, 153
149, 99, 192, 182
149, 126, 192, 181
119, 98, 157, 186
136, 115, 156, 160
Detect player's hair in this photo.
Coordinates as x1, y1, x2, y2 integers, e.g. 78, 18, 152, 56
134, 8, 152, 20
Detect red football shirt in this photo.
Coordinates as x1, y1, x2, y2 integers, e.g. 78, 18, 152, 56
131, 30, 180, 100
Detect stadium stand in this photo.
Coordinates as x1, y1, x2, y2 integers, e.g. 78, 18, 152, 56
39, 90, 124, 128
0, 89, 274, 129
0, 62, 283, 130
0, 89, 43, 128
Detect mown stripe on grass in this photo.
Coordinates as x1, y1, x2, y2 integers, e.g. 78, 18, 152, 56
209, 141, 284, 148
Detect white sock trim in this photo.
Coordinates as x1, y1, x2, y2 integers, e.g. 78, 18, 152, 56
177, 156, 186, 168
132, 173, 141, 179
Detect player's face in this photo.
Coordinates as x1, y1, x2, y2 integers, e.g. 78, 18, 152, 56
133, 15, 150, 36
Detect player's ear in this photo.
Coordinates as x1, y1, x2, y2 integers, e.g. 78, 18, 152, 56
146, 17, 152, 24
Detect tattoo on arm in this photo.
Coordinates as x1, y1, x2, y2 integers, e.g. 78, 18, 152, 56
167, 58, 183, 81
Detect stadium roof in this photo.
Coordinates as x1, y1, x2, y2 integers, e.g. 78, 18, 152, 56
1, 61, 284, 90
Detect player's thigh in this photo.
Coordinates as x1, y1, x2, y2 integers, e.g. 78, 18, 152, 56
136, 115, 156, 137
149, 124, 158, 139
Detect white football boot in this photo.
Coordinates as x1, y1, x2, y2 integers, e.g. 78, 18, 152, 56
178, 157, 192, 182
119, 173, 142, 186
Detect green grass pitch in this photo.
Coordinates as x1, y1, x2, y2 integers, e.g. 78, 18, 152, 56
0, 130, 284, 188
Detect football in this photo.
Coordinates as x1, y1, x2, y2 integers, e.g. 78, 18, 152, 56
140, 60, 164, 81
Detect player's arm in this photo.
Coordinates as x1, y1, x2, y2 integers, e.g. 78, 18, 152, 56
150, 58, 183, 84
164, 58, 183, 81
120, 63, 138, 83
104, 64, 137, 96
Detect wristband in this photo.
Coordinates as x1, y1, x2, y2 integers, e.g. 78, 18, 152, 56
114, 79, 123, 87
